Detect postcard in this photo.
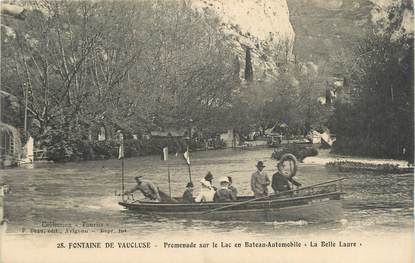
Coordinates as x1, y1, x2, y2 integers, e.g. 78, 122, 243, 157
0, 0, 413, 262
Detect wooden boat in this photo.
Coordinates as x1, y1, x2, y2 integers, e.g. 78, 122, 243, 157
119, 178, 345, 222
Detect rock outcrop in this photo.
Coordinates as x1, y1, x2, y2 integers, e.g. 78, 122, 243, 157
192, 0, 295, 81
192, 0, 413, 83
286, 0, 374, 74
286, 0, 413, 75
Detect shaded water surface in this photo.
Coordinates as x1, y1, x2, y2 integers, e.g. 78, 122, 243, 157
1, 148, 413, 238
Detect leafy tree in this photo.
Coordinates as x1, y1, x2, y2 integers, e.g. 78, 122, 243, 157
1, 0, 240, 160
330, 31, 413, 160
227, 61, 329, 137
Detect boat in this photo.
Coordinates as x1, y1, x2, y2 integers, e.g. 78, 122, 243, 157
118, 178, 345, 222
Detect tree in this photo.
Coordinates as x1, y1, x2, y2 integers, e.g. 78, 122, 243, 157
244, 47, 253, 81
1, 0, 240, 160
227, 61, 329, 137
330, 31, 413, 160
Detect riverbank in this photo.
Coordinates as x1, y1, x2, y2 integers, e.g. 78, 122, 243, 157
303, 149, 411, 168
325, 161, 413, 174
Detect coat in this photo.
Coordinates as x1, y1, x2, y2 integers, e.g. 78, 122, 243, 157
271, 172, 301, 193
182, 189, 194, 203
251, 170, 270, 197
125, 180, 161, 201
213, 188, 236, 202
228, 185, 238, 200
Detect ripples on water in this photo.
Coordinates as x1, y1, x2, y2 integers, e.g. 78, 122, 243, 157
0, 148, 413, 237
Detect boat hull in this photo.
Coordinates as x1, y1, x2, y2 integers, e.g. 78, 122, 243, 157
119, 192, 343, 222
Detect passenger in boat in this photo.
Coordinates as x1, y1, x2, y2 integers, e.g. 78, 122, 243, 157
195, 172, 216, 202
227, 176, 238, 199
182, 182, 194, 203
271, 161, 302, 193
251, 161, 270, 197
124, 176, 161, 202
213, 177, 236, 202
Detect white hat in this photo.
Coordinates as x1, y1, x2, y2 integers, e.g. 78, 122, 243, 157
219, 176, 229, 183
200, 179, 212, 188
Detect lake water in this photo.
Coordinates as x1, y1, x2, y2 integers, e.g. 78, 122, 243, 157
0, 148, 413, 239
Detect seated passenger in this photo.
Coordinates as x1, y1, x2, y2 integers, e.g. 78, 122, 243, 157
195, 172, 216, 202
213, 177, 236, 202
182, 182, 194, 203
227, 176, 238, 200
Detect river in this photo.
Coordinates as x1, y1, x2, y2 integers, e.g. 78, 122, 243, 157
0, 148, 413, 239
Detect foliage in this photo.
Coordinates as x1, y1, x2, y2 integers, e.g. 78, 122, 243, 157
227, 62, 331, 137
327, 3, 414, 161
329, 31, 413, 161
1, 0, 239, 159
5, 0, 410, 164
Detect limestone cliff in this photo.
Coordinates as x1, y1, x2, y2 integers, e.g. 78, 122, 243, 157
193, 0, 413, 82
191, 0, 295, 81
286, 0, 374, 73
286, 0, 413, 75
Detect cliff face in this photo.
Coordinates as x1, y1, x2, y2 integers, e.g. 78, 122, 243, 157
370, 0, 414, 40
191, 0, 295, 81
286, 0, 413, 74
286, 0, 374, 70
191, 0, 412, 83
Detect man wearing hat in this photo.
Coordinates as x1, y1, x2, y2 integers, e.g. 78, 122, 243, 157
251, 161, 270, 197
213, 177, 236, 202
124, 176, 161, 202
182, 182, 195, 203
272, 161, 302, 194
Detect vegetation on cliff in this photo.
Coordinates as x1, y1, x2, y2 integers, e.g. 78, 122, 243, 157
1, 0, 412, 162
329, 3, 414, 161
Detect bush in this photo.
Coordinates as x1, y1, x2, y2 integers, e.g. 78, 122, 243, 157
90, 140, 118, 159
42, 130, 192, 162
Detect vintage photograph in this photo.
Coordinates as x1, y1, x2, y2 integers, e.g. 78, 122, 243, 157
0, 0, 413, 262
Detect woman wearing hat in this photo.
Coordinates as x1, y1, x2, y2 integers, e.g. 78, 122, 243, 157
250, 161, 270, 197
195, 172, 216, 202
213, 177, 236, 202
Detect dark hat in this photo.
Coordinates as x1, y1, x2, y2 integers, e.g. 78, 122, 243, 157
186, 182, 194, 188
134, 176, 143, 180
256, 161, 265, 168
204, 171, 213, 181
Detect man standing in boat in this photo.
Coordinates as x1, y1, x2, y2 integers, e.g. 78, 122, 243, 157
251, 161, 270, 197
271, 161, 302, 194
124, 176, 161, 202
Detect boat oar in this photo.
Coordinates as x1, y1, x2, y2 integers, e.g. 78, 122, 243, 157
202, 178, 345, 215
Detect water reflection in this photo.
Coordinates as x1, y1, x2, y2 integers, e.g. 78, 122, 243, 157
0, 148, 413, 237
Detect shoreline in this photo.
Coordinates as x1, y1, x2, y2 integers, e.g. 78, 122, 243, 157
303, 149, 411, 168
3, 145, 412, 168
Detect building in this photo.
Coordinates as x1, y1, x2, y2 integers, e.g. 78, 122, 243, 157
0, 122, 21, 167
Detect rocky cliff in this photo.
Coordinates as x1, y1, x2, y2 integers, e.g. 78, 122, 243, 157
286, 0, 373, 67
192, 0, 413, 81
191, 0, 295, 81
286, 0, 413, 75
